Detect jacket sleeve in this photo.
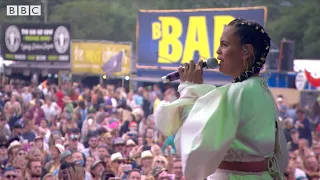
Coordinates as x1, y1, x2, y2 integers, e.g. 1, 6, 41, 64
154, 83, 216, 136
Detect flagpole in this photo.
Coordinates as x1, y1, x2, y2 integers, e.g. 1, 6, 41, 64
122, 75, 124, 88
121, 49, 125, 88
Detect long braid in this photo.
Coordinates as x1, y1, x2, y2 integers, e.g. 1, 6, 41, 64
228, 18, 271, 83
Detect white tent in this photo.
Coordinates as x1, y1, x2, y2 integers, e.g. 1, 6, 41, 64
0, 56, 16, 74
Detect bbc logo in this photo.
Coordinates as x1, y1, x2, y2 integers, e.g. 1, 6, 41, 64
7, 5, 41, 16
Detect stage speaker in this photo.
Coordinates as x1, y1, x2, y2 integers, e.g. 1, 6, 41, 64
266, 49, 279, 70
278, 39, 295, 72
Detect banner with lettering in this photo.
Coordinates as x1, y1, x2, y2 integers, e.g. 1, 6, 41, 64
71, 40, 132, 76
137, 7, 266, 66
1, 23, 71, 62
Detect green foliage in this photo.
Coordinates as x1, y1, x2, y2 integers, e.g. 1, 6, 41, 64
0, 0, 319, 58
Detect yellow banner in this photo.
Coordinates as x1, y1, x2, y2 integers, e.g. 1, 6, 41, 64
71, 41, 131, 76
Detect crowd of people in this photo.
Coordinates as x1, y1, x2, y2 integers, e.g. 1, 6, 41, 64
277, 94, 320, 180
0, 78, 319, 180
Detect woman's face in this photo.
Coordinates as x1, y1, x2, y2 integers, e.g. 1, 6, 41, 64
216, 26, 246, 79
86, 157, 95, 169
17, 149, 26, 158
50, 147, 60, 159
35, 139, 43, 149
40, 120, 47, 128
154, 158, 166, 168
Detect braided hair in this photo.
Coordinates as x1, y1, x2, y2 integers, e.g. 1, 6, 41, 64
228, 18, 271, 83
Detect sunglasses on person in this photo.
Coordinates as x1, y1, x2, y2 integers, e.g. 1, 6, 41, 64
160, 178, 171, 180
5, 174, 17, 178
156, 160, 165, 164
115, 160, 124, 164
18, 152, 26, 156
69, 134, 79, 140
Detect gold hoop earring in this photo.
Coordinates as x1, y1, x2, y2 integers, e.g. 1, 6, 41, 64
243, 60, 248, 70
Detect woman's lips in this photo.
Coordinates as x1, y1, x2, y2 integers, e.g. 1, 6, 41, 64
217, 56, 223, 62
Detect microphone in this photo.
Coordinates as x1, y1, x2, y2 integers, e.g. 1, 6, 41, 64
161, 58, 219, 83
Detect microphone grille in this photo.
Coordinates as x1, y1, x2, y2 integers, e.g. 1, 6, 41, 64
206, 58, 219, 69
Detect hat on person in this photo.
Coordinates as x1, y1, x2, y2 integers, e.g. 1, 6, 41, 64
52, 144, 65, 153
110, 152, 124, 162
112, 138, 125, 145
141, 150, 153, 159
90, 160, 105, 170
98, 144, 108, 150
34, 136, 43, 141
8, 141, 22, 152
42, 173, 54, 179
276, 97, 283, 102
2, 167, 15, 175
129, 121, 137, 127
126, 139, 136, 146
60, 150, 72, 161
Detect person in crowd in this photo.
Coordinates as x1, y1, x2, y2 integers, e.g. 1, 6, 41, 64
0, 67, 318, 180
45, 144, 64, 177
172, 158, 183, 180
90, 160, 105, 180
2, 167, 18, 180
128, 169, 141, 180
296, 108, 313, 146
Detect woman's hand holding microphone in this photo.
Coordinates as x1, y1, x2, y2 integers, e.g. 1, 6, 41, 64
178, 60, 204, 84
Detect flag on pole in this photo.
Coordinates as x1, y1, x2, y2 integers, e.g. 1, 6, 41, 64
102, 50, 124, 76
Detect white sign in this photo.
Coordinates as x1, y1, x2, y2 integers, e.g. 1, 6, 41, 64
295, 72, 307, 91
294, 59, 320, 74
7, 5, 41, 16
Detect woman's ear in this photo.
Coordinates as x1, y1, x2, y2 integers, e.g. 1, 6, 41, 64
242, 44, 254, 56
242, 44, 254, 65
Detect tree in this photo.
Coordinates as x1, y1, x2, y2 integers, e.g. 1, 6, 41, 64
0, 0, 319, 58
267, 1, 320, 58
49, 0, 135, 42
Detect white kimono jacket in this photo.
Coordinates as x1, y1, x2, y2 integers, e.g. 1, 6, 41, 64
155, 77, 289, 180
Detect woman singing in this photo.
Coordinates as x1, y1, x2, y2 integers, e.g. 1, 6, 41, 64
155, 18, 289, 180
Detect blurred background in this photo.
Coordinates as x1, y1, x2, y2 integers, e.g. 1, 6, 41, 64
0, 1, 319, 180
